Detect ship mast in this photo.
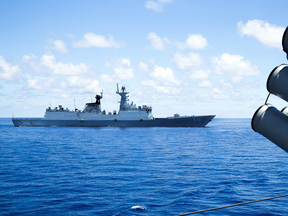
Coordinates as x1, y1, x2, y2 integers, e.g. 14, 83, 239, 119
116, 84, 129, 111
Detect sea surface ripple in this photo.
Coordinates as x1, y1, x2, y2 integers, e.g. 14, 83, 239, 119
1, 118, 288, 215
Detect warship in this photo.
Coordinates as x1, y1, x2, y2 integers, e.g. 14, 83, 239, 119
12, 84, 215, 127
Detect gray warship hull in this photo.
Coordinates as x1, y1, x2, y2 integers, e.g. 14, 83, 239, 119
12, 115, 215, 127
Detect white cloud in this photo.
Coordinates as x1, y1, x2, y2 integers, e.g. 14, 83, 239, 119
53, 40, 68, 53
150, 65, 180, 86
64, 76, 100, 93
190, 69, 210, 80
153, 85, 181, 95
147, 32, 170, 50
177, 34, 208, 50
198, 80, 212, 88
0, 56, 21, 81
26, 79, 42, 89
21, 54, 37, 62
145, 0, 172, 12
114, 59, 134, 79
173, 52, 202, 70
237, 20, 285, 49
21, 54, 39, 73
212, 53, 259, 83
100, 74, 116, 83
200, 88, 230, 100
138, 62, 149, 71
186, 34, 208, 50
73, 32, 121, 48
105, 58, 134, 80
41, 54, 91, 75
141, 64, 181, 95
219, 79, 233, 89
61, 94, 70, 99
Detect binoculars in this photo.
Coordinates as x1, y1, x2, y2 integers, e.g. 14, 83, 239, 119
252, 26, 288, 153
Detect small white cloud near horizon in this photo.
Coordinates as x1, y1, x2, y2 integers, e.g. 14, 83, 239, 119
212, 53, 260, 83
177, 34, 208, 50
41, 54, 91, 75
145, 0, 172, 12
147, 32, 170, 50
21, 54, 37, 62
26, 78, 42, 90
0, 56, 21, 81
198, 80, 212, 88
141, 64, 181, 95
104, 58, 134, 81
199, 88, 230, 100
173, 52, 203, 70
100, 73, 117, 83
150, 65, 180, 86
73, 32, 122, 48
53, 40, 68, 53
64, 76, 100, 94
190, 69, 211, 80
138, 62, 150, 71
237, 19, 285, 49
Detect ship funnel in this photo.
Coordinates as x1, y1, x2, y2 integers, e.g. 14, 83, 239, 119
252, 104, 288, 153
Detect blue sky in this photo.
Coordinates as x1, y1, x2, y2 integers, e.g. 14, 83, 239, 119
1, 0, 288, 118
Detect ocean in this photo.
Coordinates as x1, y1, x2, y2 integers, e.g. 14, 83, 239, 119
1, 118, 288, 216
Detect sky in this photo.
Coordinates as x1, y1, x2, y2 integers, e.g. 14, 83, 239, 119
1, 0, 288, 118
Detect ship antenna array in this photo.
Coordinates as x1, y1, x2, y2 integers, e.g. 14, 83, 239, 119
74, 99, 76, 110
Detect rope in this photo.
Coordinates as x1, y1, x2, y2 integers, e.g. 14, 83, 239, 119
175, 193, 288, 216
265, 93, 271, 105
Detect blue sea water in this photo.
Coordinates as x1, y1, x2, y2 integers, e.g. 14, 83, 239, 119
1, 118, 288, 216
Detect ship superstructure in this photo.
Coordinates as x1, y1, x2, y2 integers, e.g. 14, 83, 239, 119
12, 84, 215, 127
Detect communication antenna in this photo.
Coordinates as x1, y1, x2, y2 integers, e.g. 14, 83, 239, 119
74, 99, 76, 110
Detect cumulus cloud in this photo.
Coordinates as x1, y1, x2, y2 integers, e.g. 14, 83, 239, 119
198, 80, 212, 88
141, 64, 181, 94
100, 74, 116, 83
147, 32, 170, 50
21, 54, 37, 62
190, 69, 211, 80
138, 62, 150, 71
219, 79, 233, 89
103, 58, 134, 81
172, 52, 202, 70
145, 0, 172, 12
199, 88, 230, 100
53, 40, 68, 53
26, 79, 42, 89
150, 65, 180, 86
114, 58, 134, 79
177, 34, 208, 50
237, 19, 285, 49
212, 53, 259, 83
65, 76, 100, 93
41, 54, 91, 75
73, 32, 121, 48
0, 56, 21, 81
